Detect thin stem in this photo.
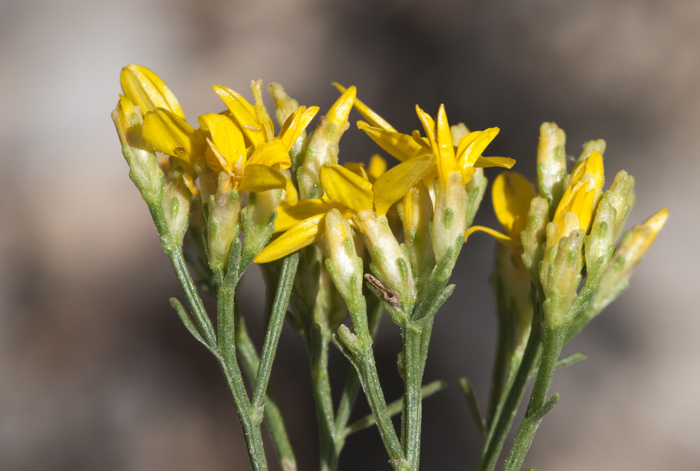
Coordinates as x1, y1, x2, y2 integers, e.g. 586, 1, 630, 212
477, 322, 542, 471
334, 299, 383, 435
339, 297, 405, 468
503, 324, 566, 471
310, 326, 339, 471
236, 312, 297, 470
213, 257, 269, 471
356, 348, 406, 468
401, 321, 424, 470
343, 380, 447, 437
216, 355, 269, 471
252, 253, 300, 409
166, 248, 217, 347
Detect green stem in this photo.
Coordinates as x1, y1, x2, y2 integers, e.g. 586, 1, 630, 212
236, 312, 297, 471
340, 299, 405, 469
356, 348, 407, 468
477, 322, 542, 471
334, 299, 383, 435
166, 248, 217, 347
216, 355, 269, 471
503, 324, 566, 471
401, 321, 424, 470
252, 253, 300, 409
310, 326, 338, 471
214, 260, 269, 471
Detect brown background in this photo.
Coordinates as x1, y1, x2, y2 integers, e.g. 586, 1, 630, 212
0, 0, 697, 469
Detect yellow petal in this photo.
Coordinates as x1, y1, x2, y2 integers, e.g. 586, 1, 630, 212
254, 213, 325, 263
492, 172, 536, 238
459, 127, 500, 168
274, 199, 335, 232
332, 82, 396, 131
198, 113, 246, 170
212, 85, 265, 148
239, 164, 288, 193
251, 79, 275, 142
436, 105, 457, 181
464, 225, 520, 251
373, 154, 435, 216
120, 65, 184, 117
279, 106, 319, 151
320, 165, 374, 213
553, 150, 605, 237
357, 121, 426, 163
473, 156, 516, 169
204, 138, 232, 174
327, 86, 356, 130
367, 155, 387, 182
454, 130, 481, 160
415, 105, 438, 155
142, 109, 204, 166
245, 140, 291, 169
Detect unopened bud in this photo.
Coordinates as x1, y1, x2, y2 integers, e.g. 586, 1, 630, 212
464, 168, 488, 229
162, 161, 194, 247
269, 83, 306, 172
584, 195, 616, 276
594, 208, 668, 311
206, 173, 242, 279
324, 209, 364, 308
120, 64, 184, 117
298, 87, 355, 199
356, 209, 414, 312
399, 183, 435, 290
576, 139, 606, 167
542, 230, 584, 326
242, 189, 283, 265
112, 96, 164, 206
606, 170, 636, 240
520, 196, 549, 282
537, 122, 567, 211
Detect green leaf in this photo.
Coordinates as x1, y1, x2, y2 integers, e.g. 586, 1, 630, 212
169, 297, 215, 353
459, 377, 486, 437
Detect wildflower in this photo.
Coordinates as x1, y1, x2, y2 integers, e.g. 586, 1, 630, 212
255, 160, 432, 311
464, 171, 536, 252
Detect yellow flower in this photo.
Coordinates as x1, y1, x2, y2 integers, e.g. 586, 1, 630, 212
333, 83, 515, 186
547, 150, 605, 247
121, 65, 316, 199
464, 172, 537, 251
254, 156, 433, 264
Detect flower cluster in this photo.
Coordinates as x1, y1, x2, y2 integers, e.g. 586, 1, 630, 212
112, 66, 667, 471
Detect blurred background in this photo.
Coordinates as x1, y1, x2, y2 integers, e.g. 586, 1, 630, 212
0, 0, 697, 469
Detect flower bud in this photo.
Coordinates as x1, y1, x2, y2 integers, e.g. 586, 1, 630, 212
112, 96, 164, 206
576, 139, 606, 167
593, 208, 668, 311
242, 189, 283, 264
399, 183, 435, 290
120, 64, 184, 117
324, 209, 364, 309
542, 230, 584, 326
298, 87, 356, 199
355, 210, 415, 312
162, 161, 194, 247
537, 122, 567, 210
606, 170, 636, 240
584, 194, 616, 275
268, 82, 305, 171
432, 171, 467, 265
464, 168, 488, 229
206, 173, 242, 279
520, 196, 549, 281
